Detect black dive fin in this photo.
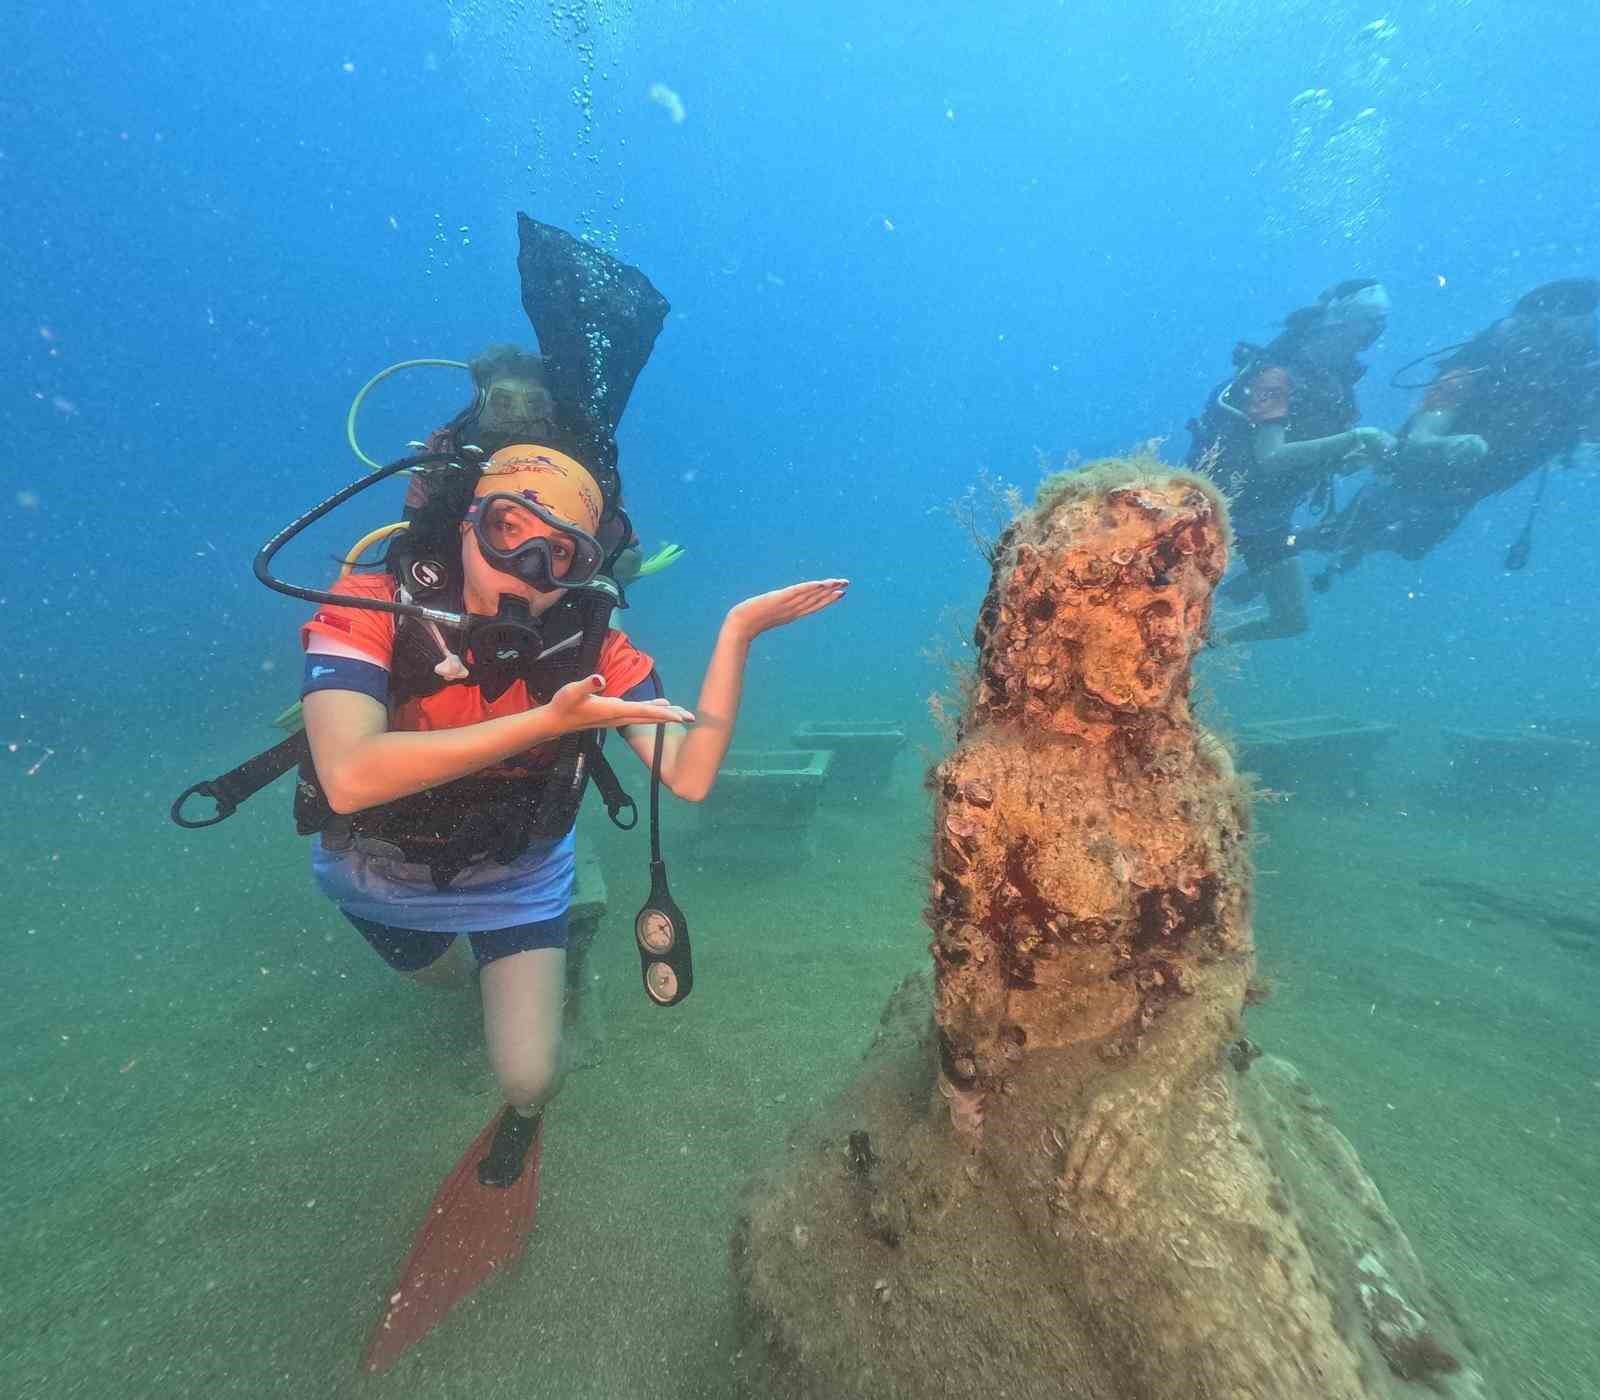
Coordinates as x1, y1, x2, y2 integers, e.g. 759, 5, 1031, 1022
515, 214, 670, 459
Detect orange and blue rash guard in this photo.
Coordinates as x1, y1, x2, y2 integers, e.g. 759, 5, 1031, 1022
300, 571, 656, 724
299, 571, 659, 930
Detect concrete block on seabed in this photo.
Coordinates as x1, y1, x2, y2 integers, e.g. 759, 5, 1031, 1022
692, 748, 834, 867
790, 720, 908, 802
1234, 713, 1397, 800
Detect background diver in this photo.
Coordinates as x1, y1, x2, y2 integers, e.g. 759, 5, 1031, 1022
352, 342, 686, 588
1185, 278, 1397, 645
1306, 277, 1600, 583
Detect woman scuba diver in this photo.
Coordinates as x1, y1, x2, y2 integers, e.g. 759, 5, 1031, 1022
297, 439, 845, 1162
281, 431, 846, 1368
177, 215, 847, 1368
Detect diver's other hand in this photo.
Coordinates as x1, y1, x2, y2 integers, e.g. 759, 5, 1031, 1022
724, 579, 849, 642
1443, 434, 1489, 469
1345, 427, 1398, 463
545, 675, 694, 733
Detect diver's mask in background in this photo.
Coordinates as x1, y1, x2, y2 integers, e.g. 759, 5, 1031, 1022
466, 376, 559, 457
444, 346, 560, 457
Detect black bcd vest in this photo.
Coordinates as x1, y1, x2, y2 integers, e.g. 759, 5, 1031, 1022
292, 578, 635, 889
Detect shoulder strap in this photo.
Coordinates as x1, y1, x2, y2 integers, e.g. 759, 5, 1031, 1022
171, 729, 310, 828
586, 737, 638, 830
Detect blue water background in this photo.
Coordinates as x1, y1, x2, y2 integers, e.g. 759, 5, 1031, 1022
6, 0, 1597, 755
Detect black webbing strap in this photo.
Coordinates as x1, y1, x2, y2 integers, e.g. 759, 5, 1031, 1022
171, 730, 310, 829
587, 739, 638, 830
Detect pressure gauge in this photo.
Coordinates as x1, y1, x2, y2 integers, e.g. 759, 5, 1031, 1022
644, 961, 680, 1004
636, 908, 677, 956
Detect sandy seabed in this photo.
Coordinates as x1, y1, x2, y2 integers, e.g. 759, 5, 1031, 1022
4, 745, 1596, 1399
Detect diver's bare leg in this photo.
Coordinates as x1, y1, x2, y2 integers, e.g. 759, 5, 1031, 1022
1218, 555, 1308, 644
479, 947, 567, 1115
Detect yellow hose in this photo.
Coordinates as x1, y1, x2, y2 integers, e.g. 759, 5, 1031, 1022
272, 359, 466, 734
338, 521, 410, 577
346, 357, 468, 470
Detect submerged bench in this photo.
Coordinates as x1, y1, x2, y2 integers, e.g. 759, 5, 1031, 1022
1232, 714, 1398, 801
790, 720, 907, 802
693, 748, 835, 867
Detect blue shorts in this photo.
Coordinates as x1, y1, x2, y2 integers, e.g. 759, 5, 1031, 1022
346, 911, 570, 972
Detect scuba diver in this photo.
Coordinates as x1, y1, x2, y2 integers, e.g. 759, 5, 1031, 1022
172, 214, 847, 1371
298, 440, 843, 1369
1306, 277, 1600, 581
297, 436, 843, 1132
1185, 278, 1397, 644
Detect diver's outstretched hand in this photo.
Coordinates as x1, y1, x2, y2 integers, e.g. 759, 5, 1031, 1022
1345, 426, 1398, 464
545, 675, 694, 734
725, 579, 849, 642
1444, 434, 1490, 469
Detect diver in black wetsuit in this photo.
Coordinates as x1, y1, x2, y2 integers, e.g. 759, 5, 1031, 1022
1185, 279, 1397, 645
1309, 278, 1600, 581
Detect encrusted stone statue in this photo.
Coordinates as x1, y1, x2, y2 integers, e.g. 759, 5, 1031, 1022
733, 457, 1487, 1400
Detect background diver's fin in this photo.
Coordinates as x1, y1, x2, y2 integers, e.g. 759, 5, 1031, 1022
515, 213, 670, 451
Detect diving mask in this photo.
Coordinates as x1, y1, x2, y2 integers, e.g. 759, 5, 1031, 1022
470, 376, 559, 457
467, 490, 606, 591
